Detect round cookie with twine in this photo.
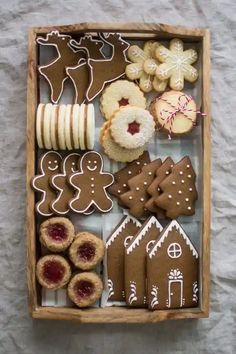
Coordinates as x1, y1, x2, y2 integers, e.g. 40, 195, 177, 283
150, 90, 206, 138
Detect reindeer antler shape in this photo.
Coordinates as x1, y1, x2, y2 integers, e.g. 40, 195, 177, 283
37, 31, 85, 103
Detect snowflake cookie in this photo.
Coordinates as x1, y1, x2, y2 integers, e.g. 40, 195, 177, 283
155, 38, 198, 91
125, 41, 168, 93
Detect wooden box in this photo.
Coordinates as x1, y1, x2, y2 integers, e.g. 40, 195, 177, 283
26, 22, 211, 323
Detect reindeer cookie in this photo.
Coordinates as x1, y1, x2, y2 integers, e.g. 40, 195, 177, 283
66, 35, 106, 104
37, 31, 85, 103
50, 153, 81, 215
86, 33, 130, 101
32, 151, 62, 216
69, 151, 114, 213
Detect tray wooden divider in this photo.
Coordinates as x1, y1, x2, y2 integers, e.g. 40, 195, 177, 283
26, 22, 211, 323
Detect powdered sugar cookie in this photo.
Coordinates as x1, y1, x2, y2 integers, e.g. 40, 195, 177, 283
110, 106, 155, 149
36, 103, 45, 149
150, 90, 197, 137
58, 104, 66, 149
101, 127, 146, 163
100, 80, 146, 120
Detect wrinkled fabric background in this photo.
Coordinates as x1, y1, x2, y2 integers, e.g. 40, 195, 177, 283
0, 0, 236, 353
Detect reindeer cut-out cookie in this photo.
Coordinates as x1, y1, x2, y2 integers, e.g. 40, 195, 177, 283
69, 151, 114, 214
86, 33, 130, 101
32, 151, 62, 216
50, 153, 81, 215
37, 31, 85, 103
66, 35, 106, 104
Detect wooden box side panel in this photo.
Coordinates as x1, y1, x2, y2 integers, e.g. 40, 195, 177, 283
26, 23, 211, 322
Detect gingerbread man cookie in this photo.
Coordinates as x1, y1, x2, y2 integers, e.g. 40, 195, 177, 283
50, 153, 81, 215
69, 151, 114, 213
37, 31, 85, 103
32, 151, 62, 216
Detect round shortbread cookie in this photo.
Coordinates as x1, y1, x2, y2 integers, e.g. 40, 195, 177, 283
86, 104, 95, 150
43, 103, 53, 149
36, 103, 45, 149
58, 104, 66, 150
72, 104, 80, 149
102, 128, 145, 163
65, 104, 73, 150
110, 106, 155, 149
50, 104, 59, 150
150, 90, 197, 135
100, 80, 146, 120
79, 103, 86, 150
99, 120, 110, 145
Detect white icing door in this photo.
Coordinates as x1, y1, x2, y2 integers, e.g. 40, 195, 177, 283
168, 279, 183, 308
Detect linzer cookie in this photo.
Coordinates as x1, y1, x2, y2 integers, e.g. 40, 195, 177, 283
120, 159, 162, 218
36, 254, 71, 290
69, 232, 105, 270
86, 33, 130, 101
145, 157, 174, 218
110, 106, 155, 149
155, 38, 198, 91
155, 156, 198, 219
150, 91, 200, 137
67, 35, 106, 104
100, 80, 146, 120
107, 151, 151, 206
50, 153, 80, 215
39, 217, 75, 252
125, 216, 163, 307
106, 215, 141, 301
69, 151, 114, 213
32, 151, 62, 216
37, 31, 85, 103
147, 220, 199, 310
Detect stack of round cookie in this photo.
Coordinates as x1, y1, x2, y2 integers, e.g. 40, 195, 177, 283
36, 103, 95, 150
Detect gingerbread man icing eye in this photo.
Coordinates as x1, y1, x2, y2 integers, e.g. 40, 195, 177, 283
47, 157, 60, 171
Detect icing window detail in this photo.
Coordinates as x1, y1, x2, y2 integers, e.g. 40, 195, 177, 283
167, 243, 182, 258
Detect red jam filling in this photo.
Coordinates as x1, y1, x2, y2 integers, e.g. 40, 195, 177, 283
47, 223, 67, 242
75, 280, 94, 299
77, 242, 96, 262
127, 121, 140, 135
43, 260, 65, 284
118, 97, 129, 107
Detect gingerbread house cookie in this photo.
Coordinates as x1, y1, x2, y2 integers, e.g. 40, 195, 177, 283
124, 216, 163, 307
147, 220, 199, 310
106, 215, 141, 301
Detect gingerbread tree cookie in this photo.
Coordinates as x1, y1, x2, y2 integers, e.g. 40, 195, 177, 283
147, 220, 199, 310
155, 156, 198, 219
69, 151, 114, 213
125, 41, 168, 93
155, 38, 198, 91
125, 216, 163, 307
107, 151, 151, 206
120, 159, 162, 219
37, 31, 85, 103
31, 151, 62, 216
145, 157, 174, 218
106, 215, 141, 301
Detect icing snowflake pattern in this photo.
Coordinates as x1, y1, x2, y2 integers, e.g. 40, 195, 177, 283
156, 38, 198, 91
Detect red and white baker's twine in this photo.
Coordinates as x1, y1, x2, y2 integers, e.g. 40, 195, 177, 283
157, 93, 206, 139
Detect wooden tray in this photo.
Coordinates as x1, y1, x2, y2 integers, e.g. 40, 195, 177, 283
26, 22, 211, 323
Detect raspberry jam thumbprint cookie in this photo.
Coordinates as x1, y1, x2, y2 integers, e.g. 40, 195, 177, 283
68, 272, 103, 307
39, 217, 75, 252
69, 232, 105, 270
36, 255, 71, 290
